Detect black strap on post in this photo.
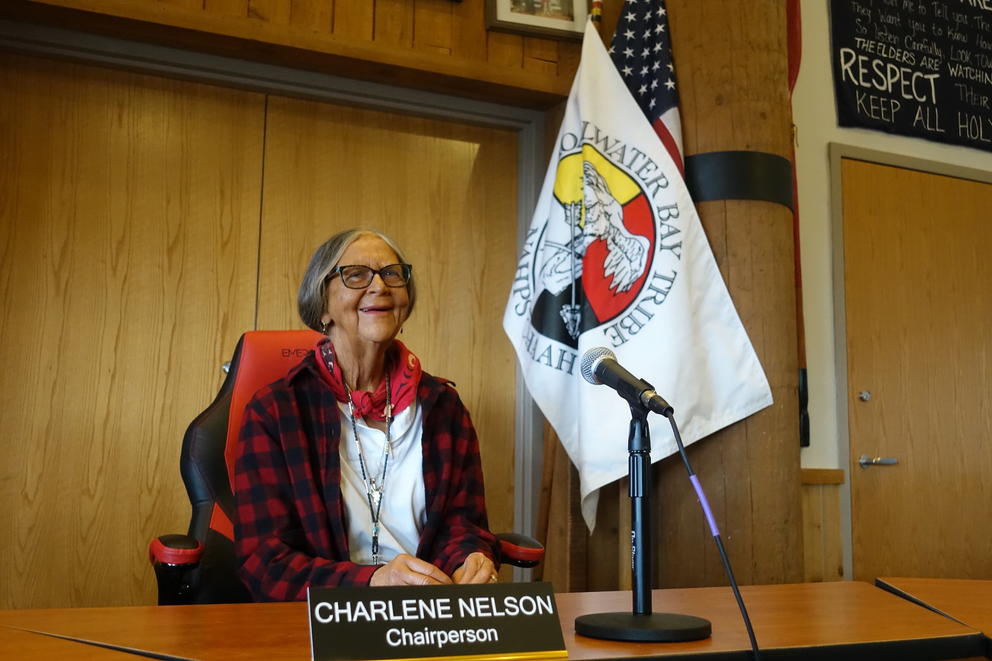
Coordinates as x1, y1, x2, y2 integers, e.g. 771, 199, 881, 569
684, 150, 794, 211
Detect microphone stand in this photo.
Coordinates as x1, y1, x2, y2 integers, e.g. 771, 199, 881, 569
574, 401, 711, 642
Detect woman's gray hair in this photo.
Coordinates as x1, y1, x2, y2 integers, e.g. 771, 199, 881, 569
298, 228, 416, 332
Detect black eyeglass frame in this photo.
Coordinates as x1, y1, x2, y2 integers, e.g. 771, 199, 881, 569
326, 263, 413, 289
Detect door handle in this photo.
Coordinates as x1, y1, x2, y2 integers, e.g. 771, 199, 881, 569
858, 455, 898, 468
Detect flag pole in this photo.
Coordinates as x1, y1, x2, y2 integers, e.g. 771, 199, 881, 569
590, 0, 603, 32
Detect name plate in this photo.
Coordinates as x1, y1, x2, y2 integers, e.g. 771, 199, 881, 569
307, 581, 567, 661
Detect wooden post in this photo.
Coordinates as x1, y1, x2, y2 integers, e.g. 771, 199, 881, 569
586, 1, 804, 590
655, 0, 803, 587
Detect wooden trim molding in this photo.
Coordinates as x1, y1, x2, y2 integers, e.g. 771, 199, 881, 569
801, 468, 845, 485
0, 0, 572, 108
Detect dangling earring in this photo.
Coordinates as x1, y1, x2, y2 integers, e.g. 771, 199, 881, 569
321, 321, 329, 334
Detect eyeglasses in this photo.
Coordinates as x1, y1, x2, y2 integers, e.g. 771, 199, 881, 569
327, 263, 413, 289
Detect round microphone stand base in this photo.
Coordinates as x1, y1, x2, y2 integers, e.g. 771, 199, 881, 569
575, 612, 712, 642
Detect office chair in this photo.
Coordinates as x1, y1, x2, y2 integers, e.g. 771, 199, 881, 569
149, 330, 543, 605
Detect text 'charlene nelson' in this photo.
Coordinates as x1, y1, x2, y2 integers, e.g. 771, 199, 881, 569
312, 594, 554, 624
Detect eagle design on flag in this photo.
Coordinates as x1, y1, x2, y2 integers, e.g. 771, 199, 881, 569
539, 162, 649, 299
582, 162, 650, 294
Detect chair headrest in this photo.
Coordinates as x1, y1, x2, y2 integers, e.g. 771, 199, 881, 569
223, 330, 324, 484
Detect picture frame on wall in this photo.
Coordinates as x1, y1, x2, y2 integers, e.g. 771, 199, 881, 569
486, 0, 589, 41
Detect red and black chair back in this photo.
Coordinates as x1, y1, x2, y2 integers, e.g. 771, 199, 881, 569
149, 330, 322, 604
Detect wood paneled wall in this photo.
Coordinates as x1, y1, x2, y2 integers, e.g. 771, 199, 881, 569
0, 52, 264, 608
0, 50, 521, 608
2, 0, 580, 107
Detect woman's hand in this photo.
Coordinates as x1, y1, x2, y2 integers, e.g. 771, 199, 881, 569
451, 552, 496, 585
370, 554, 453, 587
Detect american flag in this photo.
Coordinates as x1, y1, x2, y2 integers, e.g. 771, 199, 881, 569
608, 0, 685, 173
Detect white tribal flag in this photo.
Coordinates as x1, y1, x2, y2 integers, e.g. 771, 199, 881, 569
503, 20, 773, 530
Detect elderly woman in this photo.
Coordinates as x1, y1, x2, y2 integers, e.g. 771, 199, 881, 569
233, 229, 498, 601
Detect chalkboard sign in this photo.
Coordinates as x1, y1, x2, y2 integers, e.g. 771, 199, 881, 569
830, 0, 992, 152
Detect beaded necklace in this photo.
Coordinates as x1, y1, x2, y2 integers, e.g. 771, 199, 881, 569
342, 375, 393, 566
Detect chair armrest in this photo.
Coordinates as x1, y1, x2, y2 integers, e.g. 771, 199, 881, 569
496, 532, 545, 568
149, 535, 204, 606
148, 534, 203, 566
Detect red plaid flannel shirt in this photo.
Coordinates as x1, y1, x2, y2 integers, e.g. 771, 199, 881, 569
233, 351, 499, 602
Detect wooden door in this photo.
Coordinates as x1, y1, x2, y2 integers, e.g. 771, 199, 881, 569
842, 157, 992, 581
0, 53, 265, 607
255, 97, 519, 559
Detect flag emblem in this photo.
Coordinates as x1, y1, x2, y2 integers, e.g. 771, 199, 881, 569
528, 145, 676, 351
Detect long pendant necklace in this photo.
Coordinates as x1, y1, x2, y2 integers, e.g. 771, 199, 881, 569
343, 375, 393, 566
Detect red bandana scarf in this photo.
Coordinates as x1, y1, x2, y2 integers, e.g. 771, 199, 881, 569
315, 338, 421, 421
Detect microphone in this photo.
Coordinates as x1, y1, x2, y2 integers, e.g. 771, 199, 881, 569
580, 347, 674, 417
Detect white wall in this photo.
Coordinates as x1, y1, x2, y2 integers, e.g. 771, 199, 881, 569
793, 0, 992, 469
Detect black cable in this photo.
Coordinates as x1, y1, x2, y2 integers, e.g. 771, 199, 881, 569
667, 414, 761, 661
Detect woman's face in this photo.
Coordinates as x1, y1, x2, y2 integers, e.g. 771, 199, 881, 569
321, 235, 410, 347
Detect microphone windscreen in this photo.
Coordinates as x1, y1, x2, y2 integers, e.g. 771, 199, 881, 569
580, 346, 616, 385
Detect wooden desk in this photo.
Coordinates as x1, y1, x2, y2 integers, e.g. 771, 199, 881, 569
558, 582, 983, 660
0, 625, 135, 658
877, 577, 992, 658
0, 582, 985, 660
